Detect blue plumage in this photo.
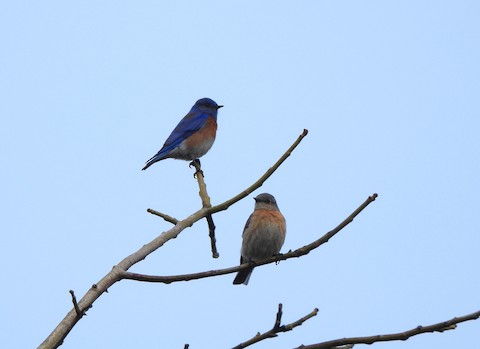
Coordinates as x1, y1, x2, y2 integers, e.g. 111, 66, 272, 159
142, 98, 222, 171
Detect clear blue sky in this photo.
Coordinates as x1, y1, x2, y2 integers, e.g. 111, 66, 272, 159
1, 1, 479, 348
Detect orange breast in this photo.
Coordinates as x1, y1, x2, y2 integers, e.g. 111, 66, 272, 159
254, 209, 286, 231
185, 117, 217, 146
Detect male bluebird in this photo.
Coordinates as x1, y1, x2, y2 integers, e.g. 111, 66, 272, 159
142, 98, 223, 170
233, 193, 286, 285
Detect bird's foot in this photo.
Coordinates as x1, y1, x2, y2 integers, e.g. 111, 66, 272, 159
189, 159, 201, 168
189, 159, 204, 178
273, 253, 283, 265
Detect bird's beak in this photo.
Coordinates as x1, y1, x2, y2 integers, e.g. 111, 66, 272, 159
217, 105, 224, 109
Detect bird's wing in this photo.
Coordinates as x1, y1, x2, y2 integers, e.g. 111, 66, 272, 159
142, 113, 211, 169
162, 112, 210, 150
242, 214, 253, 237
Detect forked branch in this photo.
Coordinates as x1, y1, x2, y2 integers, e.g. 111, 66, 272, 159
232, 304, 319, 349
122, 193, 378, 283
190, 159, 219, 258
38, 129, 309, 349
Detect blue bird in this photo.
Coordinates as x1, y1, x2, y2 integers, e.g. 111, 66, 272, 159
142, 98, 223, 171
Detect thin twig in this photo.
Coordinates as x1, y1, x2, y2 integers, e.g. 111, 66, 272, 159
146, 208, 179, 225
294, 309, 480, 349
274, 303, 283, 329
284, 308, 320, 331
69, 290, 82, 317
122, 193, 378, 283
191, 159, 219, 258
206, 214, 218, 258
232, 305, 319, 349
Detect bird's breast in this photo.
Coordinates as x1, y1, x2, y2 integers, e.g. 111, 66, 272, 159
180, 117, 217, 159
241, 209, 286, 261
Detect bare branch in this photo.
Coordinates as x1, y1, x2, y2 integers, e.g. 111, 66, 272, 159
294, 309, 480, 349
38, 130, 308, 349
146, 208, 179, 225
122, 193, 378, 283
205, 214, 218, 258
209, 129, 309, 216
283, 308, 320, 331
232, 304, 318, 349
190, 159, 219, 258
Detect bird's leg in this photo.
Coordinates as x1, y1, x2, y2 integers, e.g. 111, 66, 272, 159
189, 159, 204, 178
273, 253, 283, 265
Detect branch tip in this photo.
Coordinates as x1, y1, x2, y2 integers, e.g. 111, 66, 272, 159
210, 129, 310, 217
69, 290, 82, 316
146, 208, 179, 225
274, 303, 283, 329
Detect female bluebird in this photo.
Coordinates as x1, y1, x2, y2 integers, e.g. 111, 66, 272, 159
233, 193, 287, 285
142, 98, 223, 170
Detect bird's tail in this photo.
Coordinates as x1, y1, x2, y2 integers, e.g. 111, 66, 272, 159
141, 160, 154, 171
142, 154, 163, 171
233, 266, 254, 285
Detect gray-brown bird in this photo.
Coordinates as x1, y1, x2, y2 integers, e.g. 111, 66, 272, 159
233, 193, 286, 285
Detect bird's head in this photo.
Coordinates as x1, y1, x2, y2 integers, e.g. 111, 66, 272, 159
192, 98, 223, 116
254, 193, 279, 210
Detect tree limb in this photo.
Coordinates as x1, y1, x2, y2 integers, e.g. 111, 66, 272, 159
295, 309, 480, 349
38, 129, 309, 349
122, 193, 378, 283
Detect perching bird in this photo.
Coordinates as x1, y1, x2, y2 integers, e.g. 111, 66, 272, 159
142, 98, 223, 170
233, 193, 286, 285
